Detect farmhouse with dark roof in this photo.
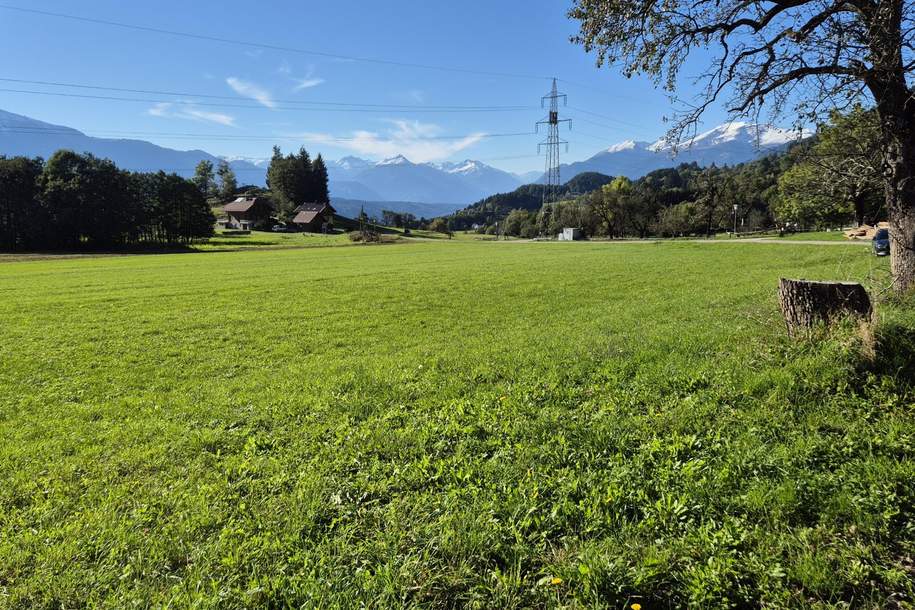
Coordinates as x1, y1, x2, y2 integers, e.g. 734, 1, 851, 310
292, 202, 335, 233
223, 196, 272, 230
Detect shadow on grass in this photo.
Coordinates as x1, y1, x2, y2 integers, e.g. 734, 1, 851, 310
0, 244, 198, 262
867, 321, 915, 385
204, 239, 289, 247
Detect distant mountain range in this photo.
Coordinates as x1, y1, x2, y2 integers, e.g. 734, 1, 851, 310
551, 123, 804, 184
0, 109, 265, 184
330, 198, 459, 221
0, 109, 513, 217
324, 154, 523, 205
0, 109, 805, 219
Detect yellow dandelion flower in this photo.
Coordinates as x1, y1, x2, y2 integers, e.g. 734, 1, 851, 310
551, 577, 563, 585
631, 604, 642, 610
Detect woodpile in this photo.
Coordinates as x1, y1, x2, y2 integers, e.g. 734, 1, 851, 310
844, 222, 890, 240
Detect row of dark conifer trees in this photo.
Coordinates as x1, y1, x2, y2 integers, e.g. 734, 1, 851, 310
0, 150, 216, 251
266, 147, 330, 220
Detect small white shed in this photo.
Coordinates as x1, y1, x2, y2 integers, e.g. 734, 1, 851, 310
558, 228, 582, 241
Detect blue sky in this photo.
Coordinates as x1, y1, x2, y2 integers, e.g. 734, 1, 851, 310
0, 0, 735, 174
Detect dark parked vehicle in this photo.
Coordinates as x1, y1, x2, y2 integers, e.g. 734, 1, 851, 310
873, 228, 890, 256
271, 224, 291, 233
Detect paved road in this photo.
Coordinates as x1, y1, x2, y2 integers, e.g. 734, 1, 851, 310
686, 237, 869, 246
530, 237, 871, 247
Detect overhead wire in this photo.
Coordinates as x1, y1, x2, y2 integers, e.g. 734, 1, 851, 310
567, 106, 651, 130
0, 4, 551, 81
0, 88, 535, 114
0, 125, 537, 143
0, 77, 535, 111
0, 5, 671, 169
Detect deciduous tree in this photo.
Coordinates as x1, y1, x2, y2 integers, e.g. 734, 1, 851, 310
192, 160, 216, 200
570, 0, 915, 291
40, 151, 129, 248
216, 160, 238, 202
0, 156, 44, 250
777, 107, 883, 227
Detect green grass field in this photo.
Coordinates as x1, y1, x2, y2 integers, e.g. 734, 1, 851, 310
1, 241, 913, 608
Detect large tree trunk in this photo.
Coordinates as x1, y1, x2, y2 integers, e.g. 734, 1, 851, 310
868, 1, 915, 293
890, 204, 915, 291
876, 108, 915, 293
852, 192, 866, 227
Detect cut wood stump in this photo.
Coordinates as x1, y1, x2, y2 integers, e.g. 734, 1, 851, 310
778, 279, 873, 336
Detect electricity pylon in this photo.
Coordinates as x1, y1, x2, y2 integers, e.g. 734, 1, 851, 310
537, 78, 571, 206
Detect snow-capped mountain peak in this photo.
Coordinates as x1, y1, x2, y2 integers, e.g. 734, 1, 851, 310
444, 160, 486, 175
335, 156, 373, 171
221, 156, 269, 168
758, 125, 804, 147
646, 122, 805, 153
377, 154, 413, 166
606, 140, 641, 153
697, 121, 751, 145
551, 120, 808, 185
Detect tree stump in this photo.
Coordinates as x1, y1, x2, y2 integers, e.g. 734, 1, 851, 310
778, 279, 873, 336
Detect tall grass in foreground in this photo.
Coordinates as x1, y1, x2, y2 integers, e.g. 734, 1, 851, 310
0, 241, 912, 608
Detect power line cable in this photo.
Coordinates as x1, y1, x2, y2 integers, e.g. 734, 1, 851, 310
0, 77, 535, 111
567, 105, 651, 130
558, 77, 649, 104
478, 154, 542, 162
568, 132, 615, 143
0, 88, 533, 114
0, 4, 551, 81
0, 125, 536, 143
571, 115, 639, 134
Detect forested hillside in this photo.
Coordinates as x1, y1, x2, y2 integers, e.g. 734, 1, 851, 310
447, 173, 614, 230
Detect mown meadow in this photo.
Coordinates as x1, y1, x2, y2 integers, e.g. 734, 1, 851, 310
0, 240, 913, 608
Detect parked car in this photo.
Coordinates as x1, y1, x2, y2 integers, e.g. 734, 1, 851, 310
271, 224, 290, 233
873, 228, 890, 256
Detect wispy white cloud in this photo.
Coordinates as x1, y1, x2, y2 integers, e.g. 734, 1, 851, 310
293, 76, 325, 91
408, 89, 425, 104
148, 103, 171, 118
277, 63, 325, 91
297, 120, 484, 163
226, 77, 276, 109
148, 102, 237, 127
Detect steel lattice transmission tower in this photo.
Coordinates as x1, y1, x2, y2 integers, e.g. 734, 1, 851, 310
537, 78, 571, 206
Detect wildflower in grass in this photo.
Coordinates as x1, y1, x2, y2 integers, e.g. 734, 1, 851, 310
631, 604, 641, 610
551, 577, 562, 585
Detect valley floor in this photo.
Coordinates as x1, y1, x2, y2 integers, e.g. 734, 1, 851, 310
1, 241, 913, 608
